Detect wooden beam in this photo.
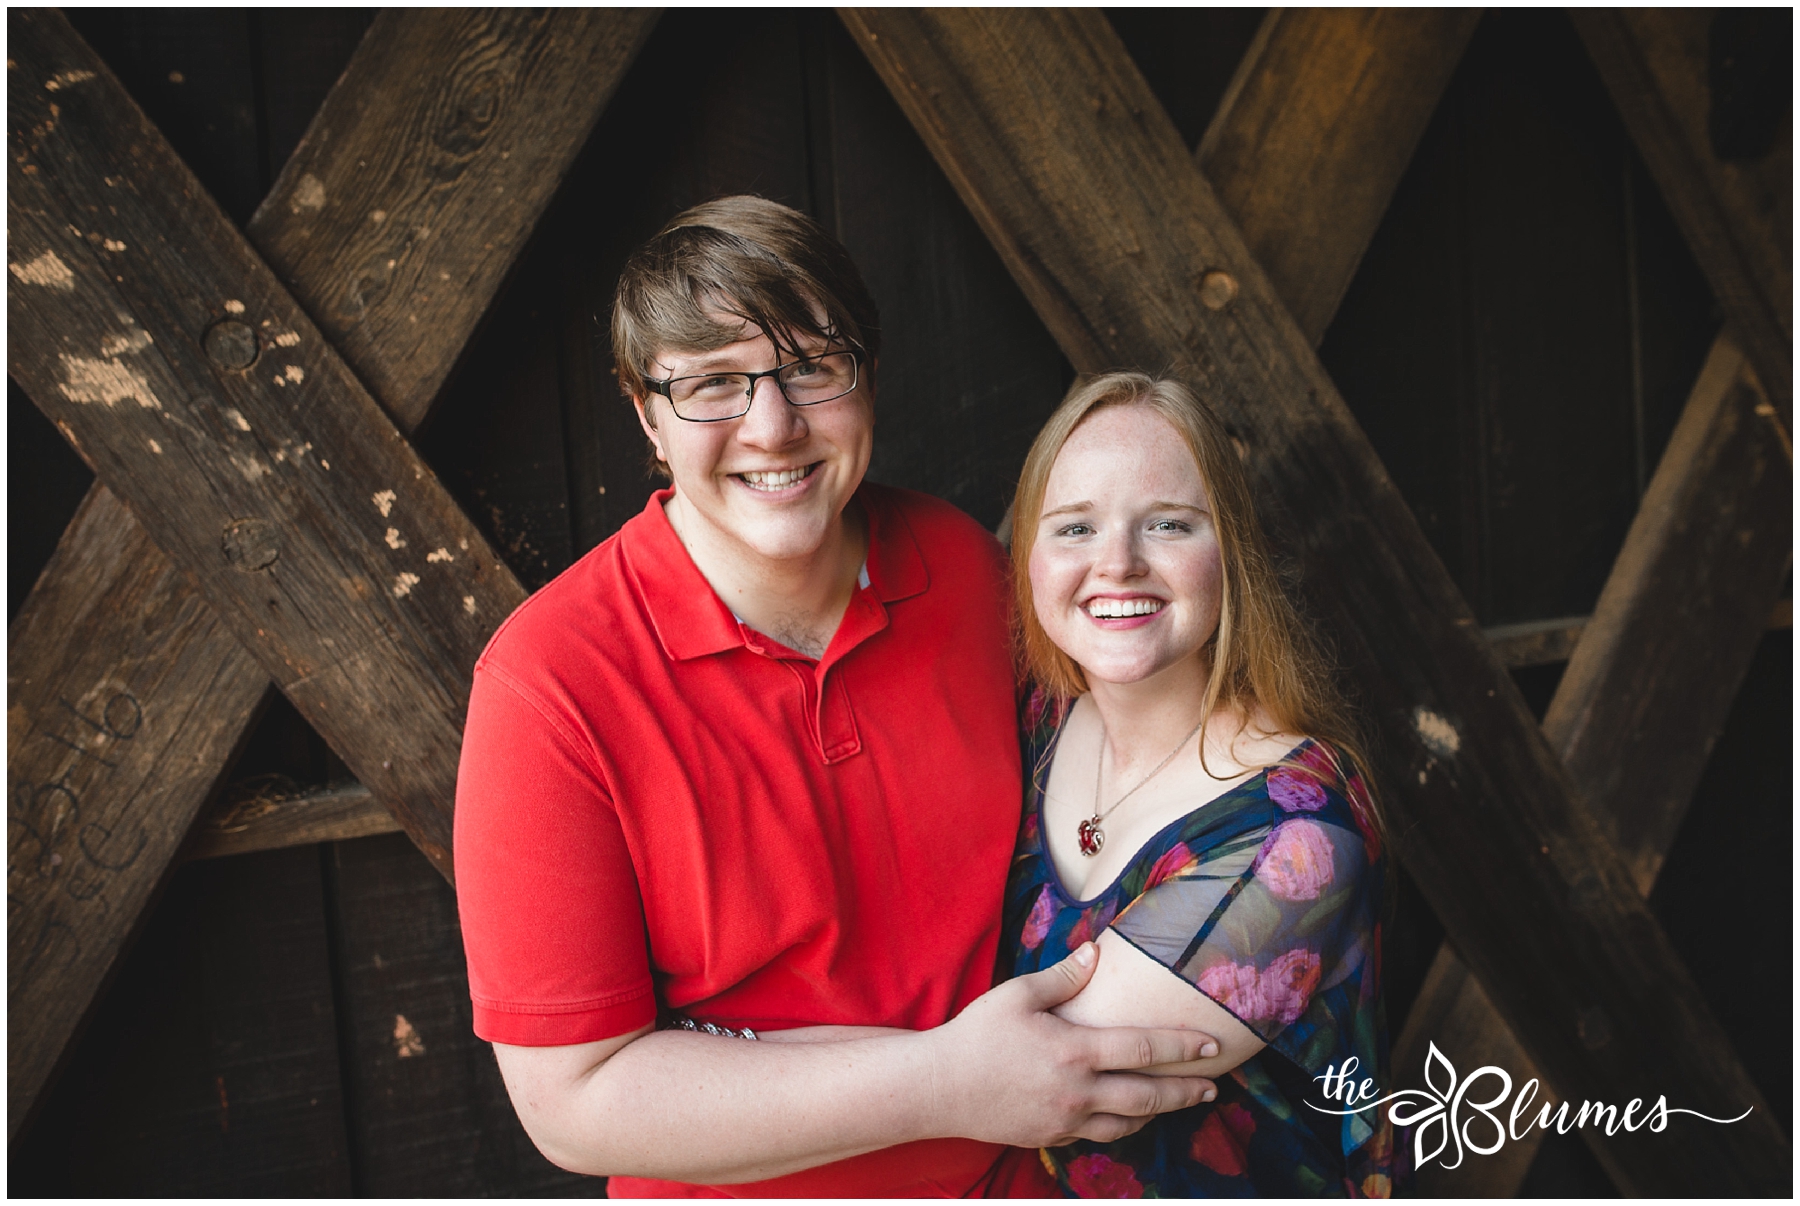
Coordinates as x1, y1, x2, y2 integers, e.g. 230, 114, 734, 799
184, 782, 398, 861
1571, 9, 1791, 418
187, 4, 1480, 866
839, 10, 1788, 1192
6, 7, 655, 1138
1198, 8, 1480, 346
1400, 329, 1792, 1194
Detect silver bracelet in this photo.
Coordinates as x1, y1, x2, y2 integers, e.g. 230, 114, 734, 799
666, 1015, 758, 1041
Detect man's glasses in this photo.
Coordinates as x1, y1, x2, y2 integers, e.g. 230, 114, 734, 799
645, 349, 863, 422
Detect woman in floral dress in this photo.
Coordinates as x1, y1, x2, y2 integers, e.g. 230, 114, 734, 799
999, 372, 1402, 1197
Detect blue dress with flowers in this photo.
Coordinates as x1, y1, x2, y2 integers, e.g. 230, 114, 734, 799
1001, 697, 1402, 1197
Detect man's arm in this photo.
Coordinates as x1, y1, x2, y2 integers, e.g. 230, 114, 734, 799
494, 942, 1219, 1183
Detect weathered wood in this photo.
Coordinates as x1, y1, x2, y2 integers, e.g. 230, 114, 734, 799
325, 834, 599, 1195
1548, 334, 1791, 893
254, 8, 659, 432
1571, 9, 1791, 418
1198, 7, 1481, 345
840, 10, 1787, 1192
185, 782, 398, 861
6, 8, 654, 1137
9, 847, 354, 1194
7, 0, 521, 872
1403, 331, 1793, 1194
7, 485, 274, 1138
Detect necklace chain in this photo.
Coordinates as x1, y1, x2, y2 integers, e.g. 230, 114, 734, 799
1078, 714, 1207, 857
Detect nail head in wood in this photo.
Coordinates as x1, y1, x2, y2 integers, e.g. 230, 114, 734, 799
1198, 269, 1239, 311
203, 319, 260, 370
221, 517, 280, 572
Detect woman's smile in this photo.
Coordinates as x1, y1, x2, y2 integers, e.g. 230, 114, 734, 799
1029, 405, 1224, 690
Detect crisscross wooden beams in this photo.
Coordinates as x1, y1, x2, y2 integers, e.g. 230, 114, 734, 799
1401, 331, 1791, 1195
1199, 8, 1480, 346
1572, 9, 1791, 420
840, 10, 1787, 1193
7, 7, 657, 1137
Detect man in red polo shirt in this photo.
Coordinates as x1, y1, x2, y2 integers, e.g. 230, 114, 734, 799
453, 197, 1218, 1197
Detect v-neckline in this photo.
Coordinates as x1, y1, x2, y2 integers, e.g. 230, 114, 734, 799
1031, 710, 1311, 908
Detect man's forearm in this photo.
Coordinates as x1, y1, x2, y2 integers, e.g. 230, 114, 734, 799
503, 1027, 943, 1183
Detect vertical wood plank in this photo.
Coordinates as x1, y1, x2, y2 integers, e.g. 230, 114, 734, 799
324, 834, 599, 1196
10, 847, 352, 1195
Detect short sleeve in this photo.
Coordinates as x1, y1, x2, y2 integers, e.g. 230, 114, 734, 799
1110, 797, 1374, 1075
453, 664, 657, 1045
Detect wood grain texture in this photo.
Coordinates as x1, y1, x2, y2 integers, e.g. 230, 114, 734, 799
1403, 331, 1793, 1194
8, 846, 354, 1195
839, 10, 1787, 1192
7, 8, 652, 1135
7, 486, 272, 1136
185, 782, 398, 861
253, 7, 658, 430
325, 835, 599, 1195
1198, 7, 1481, 345
1571, 9, 1791, 418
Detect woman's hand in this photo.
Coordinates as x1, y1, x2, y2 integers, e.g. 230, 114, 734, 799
922, 941, 1221, 1147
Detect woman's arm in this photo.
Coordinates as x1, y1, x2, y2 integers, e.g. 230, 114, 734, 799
1052, 929, 1265, 1079
493, 942, 1221, 1184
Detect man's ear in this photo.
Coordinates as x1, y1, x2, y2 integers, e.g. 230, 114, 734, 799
633, 395, 669, 464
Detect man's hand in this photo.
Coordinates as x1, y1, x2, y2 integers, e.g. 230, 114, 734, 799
923, 942, 1219, 1147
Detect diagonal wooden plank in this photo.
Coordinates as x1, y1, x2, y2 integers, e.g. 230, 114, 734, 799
189, 4, 1485, 861
7, 7, 657, 1138
1198, 7, 1481, 346
838, 9, 1787, 1193
1400, 330, 1792, 1194
1570, 9, 1791, 419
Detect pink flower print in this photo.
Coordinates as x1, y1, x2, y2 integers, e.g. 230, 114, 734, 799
1258, 819, 1336, 901
1198, 951, 1320, 1025
1197, 960, 1263, 1019
1021, 886, 1056, 951
1144, 841, 1196, 889
1260, 947, 1323, 1025
1065, 1152, 1145, 1198
1066, 898, 1117, 950
1220, 1101, 1256, 1144
1267, 767, 1328, 813
1189, 1110, 1251, 1176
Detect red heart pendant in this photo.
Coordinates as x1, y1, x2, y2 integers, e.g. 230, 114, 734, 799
1077, 817, 1104, 857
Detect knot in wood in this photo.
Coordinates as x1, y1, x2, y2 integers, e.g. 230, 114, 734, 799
1198, 270, 1239, 312
221, 517, 280, 573
203, 319, 259, 370
434, 72, 504, 156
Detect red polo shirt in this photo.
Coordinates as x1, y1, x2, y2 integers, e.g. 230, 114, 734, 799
453, 483, 1023, 1197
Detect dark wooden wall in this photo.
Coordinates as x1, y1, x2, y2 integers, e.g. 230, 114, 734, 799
9, 9, 1788, 1197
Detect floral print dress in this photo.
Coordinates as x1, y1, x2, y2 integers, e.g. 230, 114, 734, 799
1002, 701, 1403, 1198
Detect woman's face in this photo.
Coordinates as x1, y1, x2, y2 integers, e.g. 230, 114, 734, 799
1028, 405, 1224, 691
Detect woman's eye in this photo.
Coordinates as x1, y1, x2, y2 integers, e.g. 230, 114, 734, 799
1150, 519, 1192, 533
1056, 523, 1094, 537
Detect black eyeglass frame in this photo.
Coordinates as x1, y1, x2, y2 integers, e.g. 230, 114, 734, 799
643, 346, 865, 423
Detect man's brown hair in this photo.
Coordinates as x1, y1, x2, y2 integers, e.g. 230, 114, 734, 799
610, 195, 881, 410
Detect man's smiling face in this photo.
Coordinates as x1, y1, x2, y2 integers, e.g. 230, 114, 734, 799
634, 316, 875, 569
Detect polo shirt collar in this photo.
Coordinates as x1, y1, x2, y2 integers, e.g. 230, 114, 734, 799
622, 485, 928, 663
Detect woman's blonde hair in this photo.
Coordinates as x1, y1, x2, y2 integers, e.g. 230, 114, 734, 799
1011, 371, 1384, 841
